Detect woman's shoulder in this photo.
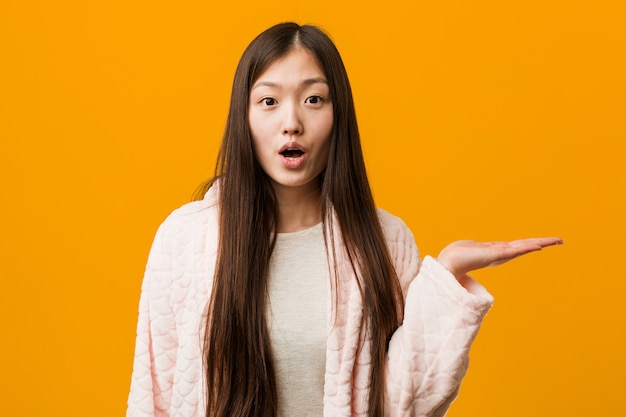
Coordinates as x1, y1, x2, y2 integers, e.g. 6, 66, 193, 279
376, 208, 421, 286
156, 185, 219, 240
376, 208, 415, 246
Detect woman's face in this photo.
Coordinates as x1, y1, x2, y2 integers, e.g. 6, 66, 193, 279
248, 47, 333, 196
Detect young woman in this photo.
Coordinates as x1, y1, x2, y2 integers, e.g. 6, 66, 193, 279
126, 22, 561, 417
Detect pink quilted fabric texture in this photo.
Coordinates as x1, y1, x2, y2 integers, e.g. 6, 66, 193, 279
127, 186, 494, 417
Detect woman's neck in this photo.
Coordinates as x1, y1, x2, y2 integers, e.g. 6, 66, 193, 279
272, 182, 322, 233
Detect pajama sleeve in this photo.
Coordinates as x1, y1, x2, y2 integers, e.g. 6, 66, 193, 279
383, 218, 494, 417
127, 223, 178, 417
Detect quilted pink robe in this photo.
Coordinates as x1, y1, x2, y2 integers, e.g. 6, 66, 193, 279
127, 186, 494, 416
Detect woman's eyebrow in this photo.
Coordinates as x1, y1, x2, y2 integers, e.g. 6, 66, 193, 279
251, 77, 328, 90
302, 77, 328, 86
252, 81, 279, 89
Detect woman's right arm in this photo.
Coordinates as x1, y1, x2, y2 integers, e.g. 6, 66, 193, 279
127, 224, 177, 417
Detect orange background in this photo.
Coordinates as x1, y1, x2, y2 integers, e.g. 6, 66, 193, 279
1, 0, 625, 415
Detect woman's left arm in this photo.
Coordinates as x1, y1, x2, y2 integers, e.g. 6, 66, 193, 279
383, 219, 561, 416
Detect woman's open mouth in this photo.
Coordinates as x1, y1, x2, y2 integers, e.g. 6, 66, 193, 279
280, 148, 305, 159
279, 145, 307, 168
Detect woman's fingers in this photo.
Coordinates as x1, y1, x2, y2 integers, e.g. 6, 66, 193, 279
437, 237, 563, 279
507, 237, 563, 249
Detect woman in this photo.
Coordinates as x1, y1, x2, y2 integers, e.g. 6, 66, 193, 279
127, 22, 561, 417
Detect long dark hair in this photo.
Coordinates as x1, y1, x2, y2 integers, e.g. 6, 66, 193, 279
198, 22, 404, 417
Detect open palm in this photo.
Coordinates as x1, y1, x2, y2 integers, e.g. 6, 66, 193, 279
437, 237, 563, 280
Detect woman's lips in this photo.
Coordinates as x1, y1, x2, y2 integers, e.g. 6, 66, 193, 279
278, 142, 307, 168
279, 148, 307, 168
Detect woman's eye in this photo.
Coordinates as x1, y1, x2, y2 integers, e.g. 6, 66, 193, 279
261, 98, 277, 106
305, 96, 323, 104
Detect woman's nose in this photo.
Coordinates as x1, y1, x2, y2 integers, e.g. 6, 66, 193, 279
281, 104, 303, 135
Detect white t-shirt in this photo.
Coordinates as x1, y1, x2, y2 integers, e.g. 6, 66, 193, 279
267, 223, 329, 417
